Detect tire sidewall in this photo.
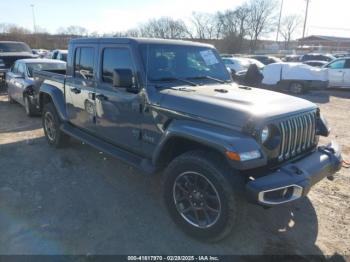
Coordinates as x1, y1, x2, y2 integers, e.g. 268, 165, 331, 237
42, 103, 62, 147
163, 153, 238, 240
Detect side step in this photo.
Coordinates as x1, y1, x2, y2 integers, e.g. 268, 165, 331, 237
60, 123, 156, 175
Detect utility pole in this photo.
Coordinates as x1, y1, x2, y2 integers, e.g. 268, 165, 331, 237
30, 4, 37, 33
276, 0, 284, 42
302, 0, 310, 39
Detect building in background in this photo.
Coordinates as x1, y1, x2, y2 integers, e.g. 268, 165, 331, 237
298, 35, 350, 54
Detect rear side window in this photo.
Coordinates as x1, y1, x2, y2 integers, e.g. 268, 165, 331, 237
102, 48, 134, 84
74, 47, 94, 80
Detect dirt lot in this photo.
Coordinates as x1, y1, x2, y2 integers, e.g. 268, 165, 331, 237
0, 88, 349, 257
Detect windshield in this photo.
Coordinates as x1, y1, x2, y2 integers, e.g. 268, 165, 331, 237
140, 44, 231, 83
0, 42, 31, 53
27, 62, 66, 77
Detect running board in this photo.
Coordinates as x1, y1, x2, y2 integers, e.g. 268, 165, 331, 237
60, 123, 156, 175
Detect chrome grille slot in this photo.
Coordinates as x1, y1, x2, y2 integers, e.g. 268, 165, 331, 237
278, 111, 316, 161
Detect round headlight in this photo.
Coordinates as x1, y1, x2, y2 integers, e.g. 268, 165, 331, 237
261, 126, 270, 144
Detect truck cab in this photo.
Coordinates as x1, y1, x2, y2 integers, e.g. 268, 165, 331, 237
37, 38, 342, 241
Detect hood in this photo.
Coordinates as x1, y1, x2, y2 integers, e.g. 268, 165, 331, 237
158, 83, 316, 128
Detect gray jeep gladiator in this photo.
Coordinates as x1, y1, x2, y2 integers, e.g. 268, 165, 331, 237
35, 38, 342, 241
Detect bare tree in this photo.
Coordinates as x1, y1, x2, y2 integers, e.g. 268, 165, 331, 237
58, 25, 88, 36
280, 15, 302, 48
139, 17, 189, 39
190, 12, 219, 39
247, 0, 277, 51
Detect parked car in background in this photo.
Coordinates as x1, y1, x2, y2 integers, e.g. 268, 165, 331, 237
300, 53, 335, 62
262, 62, 328, 94
283, 55, 301, 62
303, 60, 328, 68
32, 49, 49, 58
6, 59, 66, 116
0, 41, 37, 85
35, 37, 342, 241
51, 49, 68, 61
223, 57, 264, 74
324, 57, 350, 88
249, 55, 281, 65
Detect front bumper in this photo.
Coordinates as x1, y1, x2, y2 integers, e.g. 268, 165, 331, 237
246, 141, 342, 206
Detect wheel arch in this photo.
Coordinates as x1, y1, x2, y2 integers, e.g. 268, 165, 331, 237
39, 83, 68, 121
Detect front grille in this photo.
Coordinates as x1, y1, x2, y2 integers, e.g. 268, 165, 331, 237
277, 111, 316, 161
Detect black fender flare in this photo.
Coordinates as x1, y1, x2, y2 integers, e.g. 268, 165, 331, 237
39, 83, 68, 121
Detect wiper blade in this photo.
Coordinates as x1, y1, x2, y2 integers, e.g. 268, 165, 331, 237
154, 77, 198, 86
187, 76, 229, 84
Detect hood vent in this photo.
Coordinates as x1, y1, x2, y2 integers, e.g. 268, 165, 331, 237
214, 88, 228, 93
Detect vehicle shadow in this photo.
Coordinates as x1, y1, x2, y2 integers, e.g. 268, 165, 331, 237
293, 89, 350, 104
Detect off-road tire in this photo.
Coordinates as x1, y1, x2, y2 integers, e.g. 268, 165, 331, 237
163, 150, 245, 242
42, 102, 69, 148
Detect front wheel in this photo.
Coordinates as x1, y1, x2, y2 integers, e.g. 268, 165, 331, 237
163, 150, 245, 242
42, 102, 69, 148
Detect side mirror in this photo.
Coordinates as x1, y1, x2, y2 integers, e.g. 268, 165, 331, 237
113, 69, 134, 88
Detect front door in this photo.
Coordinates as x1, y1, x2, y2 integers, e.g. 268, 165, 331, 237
65, 46, 97, 133
94, 45, 142, 154
342, 59, 350, 87
326, 59, 345, 87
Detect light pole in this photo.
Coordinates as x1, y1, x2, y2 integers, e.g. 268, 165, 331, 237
30, 4, 37, 33
302, 0, 310, 39
276, 0, 284, 42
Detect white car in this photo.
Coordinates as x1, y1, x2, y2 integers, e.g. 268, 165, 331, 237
222, 57, 264, 74
324, 58, 350, 88
262, 62, 328, 94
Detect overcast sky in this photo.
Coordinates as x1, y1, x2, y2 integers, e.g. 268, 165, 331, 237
0, 0, 349, 39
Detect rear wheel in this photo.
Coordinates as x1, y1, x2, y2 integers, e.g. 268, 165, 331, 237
163, 150, 245, 242
42, 102, 69, 148
24, 95, 36, 117
289, 82, 305, 94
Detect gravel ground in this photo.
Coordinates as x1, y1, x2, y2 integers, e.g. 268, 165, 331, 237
0, 88, 349, 257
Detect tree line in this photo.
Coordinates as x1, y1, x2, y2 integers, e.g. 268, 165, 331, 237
0, 0, 302, 52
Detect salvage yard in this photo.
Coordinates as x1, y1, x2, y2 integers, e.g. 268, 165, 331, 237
0, 88, 349, 256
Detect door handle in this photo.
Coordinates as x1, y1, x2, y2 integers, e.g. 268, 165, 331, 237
95, 94, 108, 101
70, 87, 81, 94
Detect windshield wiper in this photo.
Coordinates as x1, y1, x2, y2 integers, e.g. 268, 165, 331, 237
187, 76, 229, 84
154, 77, 198, 86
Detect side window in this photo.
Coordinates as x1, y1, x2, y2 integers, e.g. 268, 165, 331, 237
12, 62, 18, 73
102, 48, 134, 84
74, 47, 94, 80
327, 60, 345, 69
17, 63, 25, 76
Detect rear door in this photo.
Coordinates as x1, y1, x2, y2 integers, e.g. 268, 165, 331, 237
94, 45, 142, 154
326, 59, 345, 87
65, 46, 97, 133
